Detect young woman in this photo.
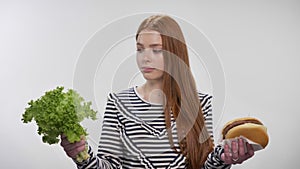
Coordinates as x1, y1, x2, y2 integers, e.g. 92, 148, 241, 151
61, 14, 254, 169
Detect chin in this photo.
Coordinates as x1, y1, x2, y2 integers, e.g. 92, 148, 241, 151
142, 75, 163, 81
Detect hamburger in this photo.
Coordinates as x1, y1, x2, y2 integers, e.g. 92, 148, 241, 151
222, 117, 269, 148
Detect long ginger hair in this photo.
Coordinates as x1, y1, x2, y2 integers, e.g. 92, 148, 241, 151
136, 14, 214, 168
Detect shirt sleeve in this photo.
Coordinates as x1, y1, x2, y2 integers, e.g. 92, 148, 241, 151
75, 93, 123, 169
201, 94, 232, 169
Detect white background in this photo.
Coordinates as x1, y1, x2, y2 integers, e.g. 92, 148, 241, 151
1, 0, 299, 168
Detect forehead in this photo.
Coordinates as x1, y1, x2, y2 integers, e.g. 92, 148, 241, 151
137, 30, 162, 44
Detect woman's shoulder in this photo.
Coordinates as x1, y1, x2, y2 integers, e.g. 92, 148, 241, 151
197, 91, 213, 101
107, 87, 136, 99
196, 91, 213, 111
107, 88, 213, 104
116, 86, 135, 95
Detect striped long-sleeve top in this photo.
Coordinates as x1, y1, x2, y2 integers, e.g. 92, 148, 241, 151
75, 86, 231, 169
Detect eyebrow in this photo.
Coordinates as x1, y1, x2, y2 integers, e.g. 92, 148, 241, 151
136, 42, 162, 47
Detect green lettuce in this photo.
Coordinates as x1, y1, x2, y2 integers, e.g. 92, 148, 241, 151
21, 86, 97, 162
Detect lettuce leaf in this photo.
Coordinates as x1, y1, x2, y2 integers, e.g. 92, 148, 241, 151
21, 86, 97, 144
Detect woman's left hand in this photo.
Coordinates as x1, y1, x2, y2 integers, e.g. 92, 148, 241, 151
221, 137, 255, 164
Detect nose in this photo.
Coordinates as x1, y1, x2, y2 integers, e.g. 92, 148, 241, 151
141, 48, 152, 62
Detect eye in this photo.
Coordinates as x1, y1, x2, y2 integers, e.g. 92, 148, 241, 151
136, 48, 144, 53
153, 49, 162, 54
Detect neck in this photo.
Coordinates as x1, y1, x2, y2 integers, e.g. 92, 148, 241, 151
139, 80, 165, 104
143, 80, 163, 93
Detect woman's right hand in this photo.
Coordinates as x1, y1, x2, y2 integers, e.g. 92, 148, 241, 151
60, 134, 86, 159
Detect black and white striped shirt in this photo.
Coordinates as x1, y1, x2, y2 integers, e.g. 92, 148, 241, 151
76, 86, 231, 169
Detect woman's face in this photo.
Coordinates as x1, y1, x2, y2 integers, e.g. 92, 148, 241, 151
136, 30, 164, 81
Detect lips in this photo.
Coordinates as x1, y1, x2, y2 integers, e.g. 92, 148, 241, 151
141, 67, 155, 73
